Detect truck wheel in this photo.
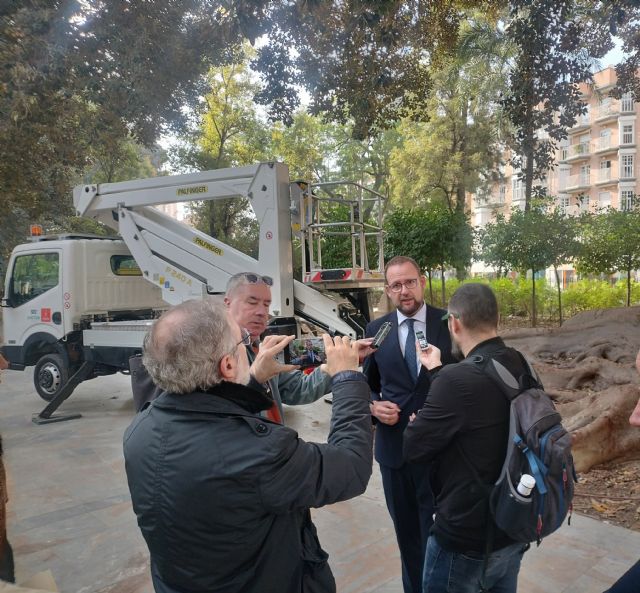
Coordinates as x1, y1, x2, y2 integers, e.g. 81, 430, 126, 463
34, 354, 69, 402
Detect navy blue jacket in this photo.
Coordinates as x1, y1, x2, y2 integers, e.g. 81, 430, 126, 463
364, 305, 454, 468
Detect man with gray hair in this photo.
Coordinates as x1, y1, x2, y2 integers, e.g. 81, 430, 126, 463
130, 272, 345, 419
224, 272, 333, 423
123, 297, 373, 593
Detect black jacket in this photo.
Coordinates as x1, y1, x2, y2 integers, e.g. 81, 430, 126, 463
123, 372, 373, 593
403, 337, 527, 553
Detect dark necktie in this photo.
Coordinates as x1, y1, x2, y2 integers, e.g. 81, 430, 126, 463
404, 318, 418, 382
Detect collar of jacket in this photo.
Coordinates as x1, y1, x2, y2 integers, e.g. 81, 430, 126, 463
465, 336, 506, 360
153, 381, 274, 415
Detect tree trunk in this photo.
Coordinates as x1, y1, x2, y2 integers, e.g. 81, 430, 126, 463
524, 141, 535, 213
627, 260, 631, 307
531, 269, 537, 327
554, 265, 563, 326
441, 264, 446, 308
503, 306, 640, 472
427, 269, 434, 304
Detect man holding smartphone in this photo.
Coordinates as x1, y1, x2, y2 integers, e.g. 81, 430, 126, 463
364, 256, 454, 593
224, 272, 334, 423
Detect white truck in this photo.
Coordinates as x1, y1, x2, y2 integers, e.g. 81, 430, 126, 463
1, 162, 385, 422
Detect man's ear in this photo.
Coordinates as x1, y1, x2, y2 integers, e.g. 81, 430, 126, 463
219, 353, 236, 381
223, 296, 231, 307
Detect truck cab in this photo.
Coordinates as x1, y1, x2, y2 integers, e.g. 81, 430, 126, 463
2, 234, 165, 400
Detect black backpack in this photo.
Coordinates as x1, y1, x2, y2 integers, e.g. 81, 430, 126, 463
463, 349, 577, 546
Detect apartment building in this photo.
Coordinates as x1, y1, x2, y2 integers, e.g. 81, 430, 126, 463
471, 67, 638, 281
472, 66, 638, 227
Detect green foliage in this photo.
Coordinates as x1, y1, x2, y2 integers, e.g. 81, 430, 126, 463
479, 201, 578, 325
0, 1, 256, 259
389, 27, 506, 214
268, 112, 330, 181
502, 0, 616, 209
253, 1, 504, 139
431, 277, 640, 322
576, 206, 640, 306
384, 205, 473, 302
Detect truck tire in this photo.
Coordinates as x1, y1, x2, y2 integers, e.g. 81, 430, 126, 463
34, 354, 69, 402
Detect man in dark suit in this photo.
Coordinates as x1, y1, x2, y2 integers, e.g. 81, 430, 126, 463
364, 256, 454, 593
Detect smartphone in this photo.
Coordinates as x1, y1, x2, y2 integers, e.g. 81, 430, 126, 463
286, 337, 327, 369
371, 321, 392, 349
415, 330, 429, 350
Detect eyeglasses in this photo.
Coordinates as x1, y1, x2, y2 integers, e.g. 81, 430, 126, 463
231, 272, 273, 286
387, 278, 419, 293
441, 311, 460, 322
236, 328, 252, 347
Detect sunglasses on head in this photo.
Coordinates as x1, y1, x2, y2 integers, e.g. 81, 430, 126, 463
233, 272, 274, 286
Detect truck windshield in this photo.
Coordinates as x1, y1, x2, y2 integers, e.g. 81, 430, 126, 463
10, 253, 59, 306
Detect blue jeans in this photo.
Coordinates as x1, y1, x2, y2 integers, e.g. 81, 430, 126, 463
422, 536, 527, 593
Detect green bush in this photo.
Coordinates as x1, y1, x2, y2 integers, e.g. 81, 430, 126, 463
424, 276, 640, 325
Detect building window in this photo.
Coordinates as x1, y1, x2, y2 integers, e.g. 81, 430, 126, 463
560, 195, 570, 213
598, 128, 611, 151
513, 177, 524, 202
598, 191, 611, 209
580, 164, 590, 185
622, 123, 634, 145
621, 92, 635, 113
579, 194, 590, 212
599, 159, 611, 183
621, 154, 634, 179
620, 189, 635, 211
498, 185, 506, 203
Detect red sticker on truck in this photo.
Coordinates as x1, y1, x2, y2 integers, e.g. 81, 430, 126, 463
41, 308, 52, 322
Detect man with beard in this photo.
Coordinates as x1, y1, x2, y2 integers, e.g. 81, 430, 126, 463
404, 283, 530, 593
123, 298, 373, 593
364, 256, 454, 593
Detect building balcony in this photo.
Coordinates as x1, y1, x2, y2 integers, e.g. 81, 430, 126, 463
594, 103, 620, 122
594, 136, 618, 154
565, 142, 591, 162
474, 193, 507, 210
594, 169, 618, 186
569, 113, 591, 134
565, 174, 592, 192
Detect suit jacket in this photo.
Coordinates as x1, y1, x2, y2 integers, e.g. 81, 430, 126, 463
363, 304, 454, 468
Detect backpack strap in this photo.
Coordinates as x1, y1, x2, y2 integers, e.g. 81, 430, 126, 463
463, 348, 542, 402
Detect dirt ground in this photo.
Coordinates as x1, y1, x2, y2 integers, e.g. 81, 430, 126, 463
502, 306, 640, 533
571, 459, 640, 531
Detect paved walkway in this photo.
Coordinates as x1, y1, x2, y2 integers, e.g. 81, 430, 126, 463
1, 369, 639, 592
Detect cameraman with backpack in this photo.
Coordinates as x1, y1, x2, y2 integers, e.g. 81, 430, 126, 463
404, 283, 530, 593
